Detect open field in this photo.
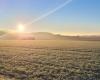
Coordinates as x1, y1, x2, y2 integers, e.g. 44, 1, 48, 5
0, 40, 100, 80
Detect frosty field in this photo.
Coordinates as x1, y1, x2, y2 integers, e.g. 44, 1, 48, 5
0, 40, 100, 80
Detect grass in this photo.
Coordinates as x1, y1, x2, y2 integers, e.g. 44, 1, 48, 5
0, 40, 100, 80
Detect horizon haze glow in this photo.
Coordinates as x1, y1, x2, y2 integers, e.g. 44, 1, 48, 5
0, 0, 100, 35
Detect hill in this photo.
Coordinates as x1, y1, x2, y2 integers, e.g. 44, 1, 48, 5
0, 32, 100, 41
0, 30, 7, 36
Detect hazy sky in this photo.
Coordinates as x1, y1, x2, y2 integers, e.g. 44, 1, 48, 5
0, 0, 100, 35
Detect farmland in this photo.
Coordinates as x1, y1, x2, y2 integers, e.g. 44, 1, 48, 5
0, 40, 100, 80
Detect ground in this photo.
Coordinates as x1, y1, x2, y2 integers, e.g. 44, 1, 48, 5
0, 40, 100, 80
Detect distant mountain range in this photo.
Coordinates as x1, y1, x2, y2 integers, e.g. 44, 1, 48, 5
0, 31, 100, 41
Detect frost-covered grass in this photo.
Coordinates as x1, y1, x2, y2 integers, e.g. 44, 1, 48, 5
0, 40, 100, 80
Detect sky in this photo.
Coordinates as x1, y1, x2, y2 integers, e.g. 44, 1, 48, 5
0, 0, 100, 35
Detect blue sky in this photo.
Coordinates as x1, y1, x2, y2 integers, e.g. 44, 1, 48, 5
0, 0, 100, 35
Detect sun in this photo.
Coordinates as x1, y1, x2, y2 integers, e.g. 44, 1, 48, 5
17, 24, 25, 33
